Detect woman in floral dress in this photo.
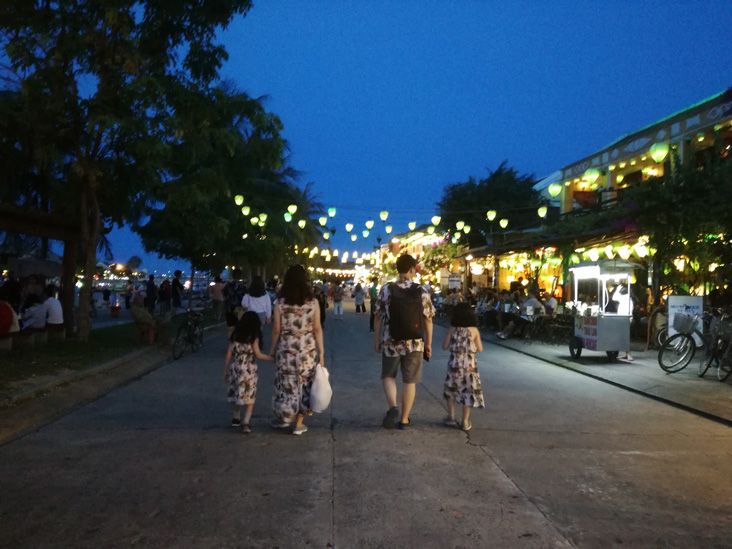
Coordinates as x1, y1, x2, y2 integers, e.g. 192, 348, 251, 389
269, 265, 325, 435
442, 302, 485, 431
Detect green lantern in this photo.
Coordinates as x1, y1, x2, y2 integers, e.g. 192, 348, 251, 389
328, 207, 336, 217
323, 232, 330, 240
456, 221, 465, 231
284, 212, 292, 222
650, 142, 669, 164
547, 183, 562, 198
583, 168, 600, 184
362, 230, 369, 238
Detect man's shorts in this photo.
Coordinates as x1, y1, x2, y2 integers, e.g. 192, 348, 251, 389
381, 351, 423, 383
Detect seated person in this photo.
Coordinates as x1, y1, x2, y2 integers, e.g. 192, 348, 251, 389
131, 294, 161, 330
544, 292, 558, 317
42, 285, 64, 328
497, 290, 546, 339
21, 294, 46, 330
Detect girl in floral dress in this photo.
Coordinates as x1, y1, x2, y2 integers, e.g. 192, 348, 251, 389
269, 265, 325, 435
223, 312, 273, 434
442, 302, 485, 431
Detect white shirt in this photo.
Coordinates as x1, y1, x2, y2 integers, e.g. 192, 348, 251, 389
241, 294, 272, 319
43, 297, 64, 324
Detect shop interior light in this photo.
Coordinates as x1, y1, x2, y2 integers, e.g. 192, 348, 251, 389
234, 195, 244, 206
287, 204, 298, 215
241, 206, 250, 216
380, 211, 389, 222
537, 206, 548, 218
547, 183, 562, 197
431, 215, 441, 225
486, 210, 497, 221
499, 218, 508, 229
365, 220, 374, 230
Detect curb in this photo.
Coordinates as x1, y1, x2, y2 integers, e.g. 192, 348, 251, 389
1, 321, 225, 408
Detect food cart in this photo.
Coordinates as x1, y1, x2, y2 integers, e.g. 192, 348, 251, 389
567, 259, 636, 361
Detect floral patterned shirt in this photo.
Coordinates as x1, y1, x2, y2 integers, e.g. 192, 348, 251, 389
377, 278, 435, 357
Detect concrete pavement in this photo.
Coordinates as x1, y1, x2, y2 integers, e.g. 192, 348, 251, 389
2, 301, 732, 546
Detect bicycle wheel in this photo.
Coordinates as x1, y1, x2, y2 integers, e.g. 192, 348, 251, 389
172, 325, 188, 360
658, 333, 695, 373
698, 338, 717, 377
191, 324, 203, 351
717, 342, 732, 381
655, 327, 668, 348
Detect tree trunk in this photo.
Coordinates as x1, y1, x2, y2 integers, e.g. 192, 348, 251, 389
76, 181, 102, 342
189, 263, 195, 309
61, 236, 78, 336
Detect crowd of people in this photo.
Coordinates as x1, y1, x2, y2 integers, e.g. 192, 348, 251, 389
0, 272, 64, 336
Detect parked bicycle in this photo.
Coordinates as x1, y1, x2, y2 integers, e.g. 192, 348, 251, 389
657, 309, 705, 373
172, 309, 204, 360
698, 311, 732, 381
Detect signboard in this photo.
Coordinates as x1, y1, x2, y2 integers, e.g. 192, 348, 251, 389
667, 295, 704, 345
448, 274, 461, 290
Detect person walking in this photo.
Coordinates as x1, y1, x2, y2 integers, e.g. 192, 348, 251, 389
374, 254, 434, 430
211, 276, 226, 321
354, 283, 365, 313
223, 311, 274, 434
268, 265, 325, 435
241, 275, 272, 326
172, 270, 184, 309
442, 302, 485, 431
145, 275, 157, 313
368, 278, 378, 332
331, 282, 344, 320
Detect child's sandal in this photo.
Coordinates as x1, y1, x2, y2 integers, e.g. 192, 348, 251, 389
461, 421, 472, 432
241, 424, 252, 434
443, 416, 458, 427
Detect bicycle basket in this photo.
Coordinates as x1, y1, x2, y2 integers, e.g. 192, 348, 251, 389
672, 313, 695, 334
712, 319, 732, 341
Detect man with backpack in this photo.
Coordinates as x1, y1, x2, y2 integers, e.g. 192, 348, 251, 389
374, 254, 435, 430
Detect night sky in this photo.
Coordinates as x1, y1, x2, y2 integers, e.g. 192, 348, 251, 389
107, 1, 732, 275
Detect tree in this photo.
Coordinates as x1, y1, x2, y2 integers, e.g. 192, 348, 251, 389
437, 162, 542, 248
0, 1, 251, 339
126, 255, 142, 272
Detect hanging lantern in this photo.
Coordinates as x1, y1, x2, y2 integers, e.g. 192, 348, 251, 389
250, 217, 259, 225
298, 219, 306, 229
486, 210, 497, 221
385, 225, 393, 234
351, 234, 357, 241
316, 216, 325, 226
362, 230, 370, 238
258, 220, 265, 227
328, 207, 336, 217
234, 195, 244, 206
547, 183, 562, 198
258, 213, 268, 222
697, 132, 705, 142
454, 232, 461, 239
587, 248, 600, 261
499, 219, 508, 229
242, 233, 248, 239
604, 245, 614, 259
365, 220, 374, 230
463, 225, 471, 233
650, 142, 669, 164
284, 212, 293, 222
583, 168, 600, 184
380, 211, 389, 222
408, 221, 416, 231
608, 164, 616, 171
537, 206, 548, 218
431, 215, 441, 225
241, 206, 250, 216
616, 174, 625, 184
427, 226, 435, 234
456, 221, 465, 231
287, 204, 298, 215
345, 223, 353, 232
323, 232, 330, 240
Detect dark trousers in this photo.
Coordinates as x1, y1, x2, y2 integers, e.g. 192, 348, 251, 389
369, 301, 377, 331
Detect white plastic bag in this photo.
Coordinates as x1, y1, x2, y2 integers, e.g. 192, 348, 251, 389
310, 364, 332, 413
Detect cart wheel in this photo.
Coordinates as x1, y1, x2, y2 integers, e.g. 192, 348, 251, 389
606, 351, 619, 360
569, 337, 583, 359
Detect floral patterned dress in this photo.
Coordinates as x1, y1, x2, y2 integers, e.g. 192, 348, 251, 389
227, 341, 258, 406
272, 298, 318, 423
444, 327, 485, 408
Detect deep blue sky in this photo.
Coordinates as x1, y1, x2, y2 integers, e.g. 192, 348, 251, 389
109, 1, 732, 274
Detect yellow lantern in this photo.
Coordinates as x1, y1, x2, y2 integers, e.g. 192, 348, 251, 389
234, 195, 244, 206
298, 219, 306, 229
241, 206, 250, 216
385, 225, 393, 234
408, 222, 416, 231
287, 204, 298, 215
463, 225, 471, 233
345, 223, 354, 232
499, 218, 508, 229
486, 210, 497, 221
351, 234, 357, 241
650, 142, 669, 164
365, 220, 374, 230
583, 168, 600, 184
616, 174, 625, 184
319, 216, 327, 226
380, 211, 389, 222
427, 226, 435, 234
250, 217, 259, 225
456, 221, 465, 231
323, 232, 330, 240
547, 183, 562, 198
537, 206, 547, 218
258, 213, 268, 222
431, 215, 441, 225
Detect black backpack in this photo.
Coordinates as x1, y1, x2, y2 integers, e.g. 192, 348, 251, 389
388, 283, 424, 341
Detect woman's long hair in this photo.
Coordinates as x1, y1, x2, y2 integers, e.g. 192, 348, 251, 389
248, 276, 266, 298
279, 265, 313, 306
